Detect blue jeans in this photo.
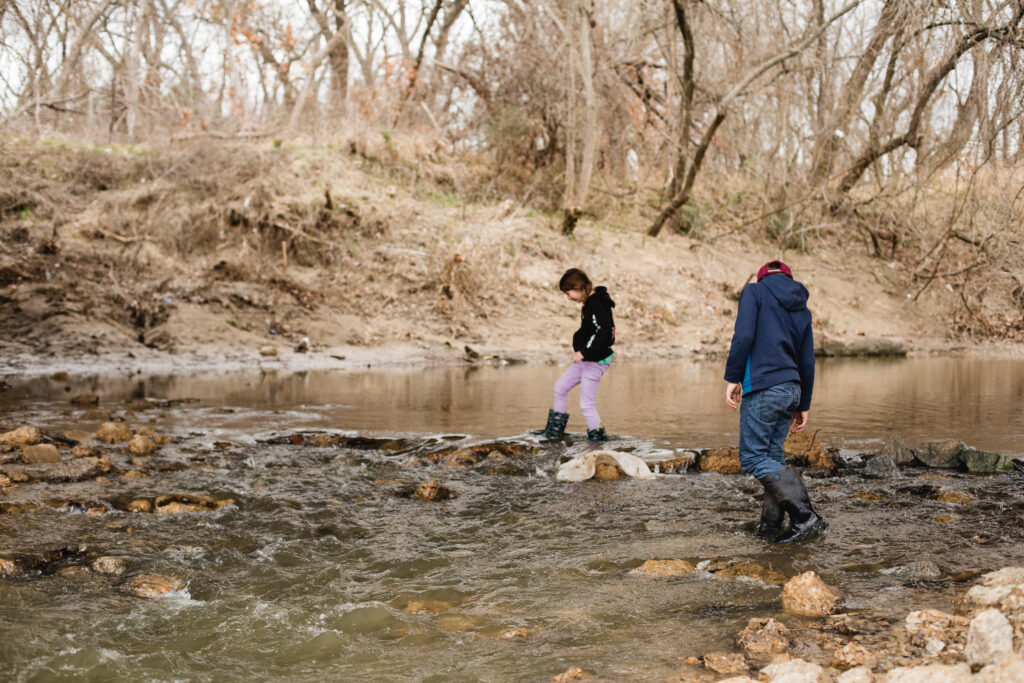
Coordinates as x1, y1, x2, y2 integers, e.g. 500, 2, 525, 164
738, 381, 801, 480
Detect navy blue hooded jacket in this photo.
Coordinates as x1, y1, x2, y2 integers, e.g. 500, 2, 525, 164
724, 273, 815, 411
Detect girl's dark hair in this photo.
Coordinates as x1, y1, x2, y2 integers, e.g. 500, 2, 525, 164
559, 268, 593, 295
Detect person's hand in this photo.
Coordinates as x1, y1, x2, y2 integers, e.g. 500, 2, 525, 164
572, 351, 584, 364
725, 382, 742, 410
790, 410, 809, 433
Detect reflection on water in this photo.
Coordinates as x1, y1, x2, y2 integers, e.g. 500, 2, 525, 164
4, 356, 1024, 452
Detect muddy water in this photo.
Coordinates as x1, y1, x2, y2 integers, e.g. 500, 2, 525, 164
1, 357, 1023, 681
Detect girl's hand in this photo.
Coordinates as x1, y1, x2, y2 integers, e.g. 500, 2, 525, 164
572, 351, 584, 364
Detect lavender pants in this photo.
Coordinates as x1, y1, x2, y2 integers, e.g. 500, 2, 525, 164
553, 361, 609, 430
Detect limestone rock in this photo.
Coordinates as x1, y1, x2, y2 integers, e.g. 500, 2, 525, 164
96, 422, 132, 444
832, 642, 876, 671
259, 346, 278, 357
122, 573, 184, 598
22, 443, 61, 464
783, 432, 835, 470
904, 609, 968, 651
736, 617, 789, 654
703, 652, 747, 675
781, 571, 844, 616
630, 559, 695, 577
128, 435, 157, 456
758, 657, 825, 682
836, 667, 875, 683
882, 663, 972, 682
967, 609, 1014, 669
878, 434, 915, 465
913, 440, 965, 469
413, 481, 452, 501
91, 556, 127, 575
960, 449, 1013, 474
0, 425, 42, 446
698, 447, 742, 474
975, 656, 1024, 683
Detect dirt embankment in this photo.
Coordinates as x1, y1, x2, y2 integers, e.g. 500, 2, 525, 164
0, 137, 1018, 378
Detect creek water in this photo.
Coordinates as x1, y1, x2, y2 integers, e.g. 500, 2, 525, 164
1, 356, 1023, 681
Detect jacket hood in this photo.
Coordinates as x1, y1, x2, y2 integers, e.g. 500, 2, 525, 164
588, 286, 615, 308
761, 274, 808, 311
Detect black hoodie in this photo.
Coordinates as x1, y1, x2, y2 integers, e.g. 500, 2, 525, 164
573, 286, 616, 361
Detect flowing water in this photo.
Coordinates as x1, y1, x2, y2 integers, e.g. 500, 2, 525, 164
1, 357, 1023, 681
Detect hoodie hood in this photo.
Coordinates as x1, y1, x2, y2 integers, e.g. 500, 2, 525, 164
589, 286, 615, 308
761, 274, 808, 311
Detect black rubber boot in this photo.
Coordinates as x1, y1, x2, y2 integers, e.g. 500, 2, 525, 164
531, 409, 569, 439
761, 467, 827, 543
586, 425, 607, 441
754, 481, 784, 539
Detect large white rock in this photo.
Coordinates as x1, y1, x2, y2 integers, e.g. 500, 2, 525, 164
759, 657, 825, 682
556, 450, 654, 481
974, 656, 1024, 683
836, 667, 874, 683
967, 609, 1014, 669
882, 663, 972, 682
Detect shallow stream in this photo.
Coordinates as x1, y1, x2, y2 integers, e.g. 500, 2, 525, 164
1, 357, 1023, 681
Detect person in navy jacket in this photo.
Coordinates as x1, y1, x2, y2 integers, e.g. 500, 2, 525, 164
724, 260, 826, 543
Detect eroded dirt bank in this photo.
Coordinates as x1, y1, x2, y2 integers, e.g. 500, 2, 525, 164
1, 138, 1021, 379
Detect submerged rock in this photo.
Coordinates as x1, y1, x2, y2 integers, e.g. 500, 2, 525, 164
714, 562, 787, 586
122, 573, 184, 598
781, 571, 844, 616
960, 449, 1013, 474
551, 667, 587, 682
91, 556, 127, 575
44, 457, 109, 482
412, 481, 453, 501
913, 440, 966, 469
21, 444, 60, 464
736, 617, 789, 654
0, 557, 18, 575
702, 652, 747, 674
630, 559, 695, 577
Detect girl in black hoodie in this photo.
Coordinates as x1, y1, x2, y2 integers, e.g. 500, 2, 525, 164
534, 268, 616, 441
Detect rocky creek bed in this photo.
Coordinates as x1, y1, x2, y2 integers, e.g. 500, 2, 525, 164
2, 397, 1024, 681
